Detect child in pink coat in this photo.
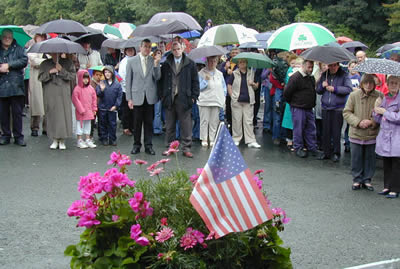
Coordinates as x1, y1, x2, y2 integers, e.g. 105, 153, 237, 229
72, 70, 98, 148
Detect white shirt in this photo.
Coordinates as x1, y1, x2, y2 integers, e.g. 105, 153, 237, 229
139, 53, 148, 76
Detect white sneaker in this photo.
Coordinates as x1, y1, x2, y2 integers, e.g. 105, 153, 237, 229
77, 139, 88, 149
201, 141, 208, 147
210, 141, 214, 147
85, 139, 97, 148
50, 140, 58, 150
59, 140, 66, 150
248, 142, 261, 149
234, 141, 240, 146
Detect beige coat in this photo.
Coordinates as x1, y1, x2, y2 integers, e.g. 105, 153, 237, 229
28, 53, 46, 116
230, 68, 255, 104
343, 89, 383, 141
38, 58, 76, 139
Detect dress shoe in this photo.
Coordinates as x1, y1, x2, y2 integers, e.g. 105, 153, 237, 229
145, 147, 156, 155
317, 153, 330, 160
378, 189, 390, 195
42, 131, 47, 136
31, 130, 38, 137
331, 154, 340, 163
344, 145, 350, 153
352, 183, 361, 190
362, 183, 374, 191
386, 192, 399, 198
0, 137, 10, 145
14, 138, 27, 147
183, 151, 193, 158
131, 147, 141, 154
309, 149, 324, 158
296, 148, 308, 158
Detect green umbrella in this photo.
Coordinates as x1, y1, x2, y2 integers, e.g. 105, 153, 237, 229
0, 25, 31, 47
232, 52, 275, 69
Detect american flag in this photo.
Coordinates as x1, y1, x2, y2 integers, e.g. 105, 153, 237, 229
190, 124, 273, 238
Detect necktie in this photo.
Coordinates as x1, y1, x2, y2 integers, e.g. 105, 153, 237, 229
175, 60, 180, 72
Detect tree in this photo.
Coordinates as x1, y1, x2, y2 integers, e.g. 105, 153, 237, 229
295, 3, 323, 23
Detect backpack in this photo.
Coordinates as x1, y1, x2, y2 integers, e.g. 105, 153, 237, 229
272, 57, 289, 84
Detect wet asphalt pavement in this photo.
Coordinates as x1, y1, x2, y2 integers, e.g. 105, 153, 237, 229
0, 115, 399, 269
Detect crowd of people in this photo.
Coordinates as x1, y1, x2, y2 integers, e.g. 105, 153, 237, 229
0, 25, 399, 198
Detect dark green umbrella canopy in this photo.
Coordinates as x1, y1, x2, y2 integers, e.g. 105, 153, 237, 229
0, 25, 31, 47
232, 52, 275, 69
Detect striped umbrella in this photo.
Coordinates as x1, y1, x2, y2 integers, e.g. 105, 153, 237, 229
88, 23, 122, 39
113, 22, 136, 39
197, 24, 258, 47
267, 23, 336, 51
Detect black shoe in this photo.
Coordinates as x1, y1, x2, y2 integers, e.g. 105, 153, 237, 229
378, 189, 390, 195
362, 183, 374, 191
296, 149, 308, 158
131, 147, 140, 154
0, 137, 11, 145
344, 145, 350, 153
145, 147, 156, 155
31, 130, 38, 137
110, 141, 117, 146
317, 153, 330, 160
42, 131, 47, 136
14, 138, 26, 147
352, 183, 361, 190
331, 154, 340, 163
310, 149, 323, 157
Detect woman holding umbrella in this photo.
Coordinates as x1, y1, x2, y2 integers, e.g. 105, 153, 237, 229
39, 53, 76, 149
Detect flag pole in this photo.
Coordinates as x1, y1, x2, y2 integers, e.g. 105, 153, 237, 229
211, 121, 225, 151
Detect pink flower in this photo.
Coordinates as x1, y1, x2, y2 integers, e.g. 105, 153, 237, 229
68, 200, 100, 228
150, 168, 164, 177
196, 168, 204, 175
135, 236, 150, 246
130, 224, 142, 240
169, 140, 180, 149
102, 168, 135, 192
205, 231, 215, 241
67, 200, 86, 217
201, 243, 208, 248
157, 253, 164, 260
265, 195, 272, 207
112, 215, 119, 222
134, 159, 148, 165
282, 217, 291, 224
253, 176, 263, 190
78, 214, 101, 228
155, 227, 174, 243
160, 217, 168, 226
107, 151, 120, 165
158, 158, 170, 164
189, 174, 199, 185
147, 162, 160, 172
191, 230, 205, 244
142, 201, 154, 217
180, 233, 197, 250
107, 151, 132, 168
78, 172, 104, 199
129, 193, 153, 218
254, 169, 264, 175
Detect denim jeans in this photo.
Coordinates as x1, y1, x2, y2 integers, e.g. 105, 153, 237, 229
262, 85, 273, 130
192, 104, 200, 139
153, 101, 163, 134
272, 88, 283, 140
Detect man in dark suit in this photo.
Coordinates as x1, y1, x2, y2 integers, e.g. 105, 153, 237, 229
125, 39, 161, 155
159, 41, 199, 158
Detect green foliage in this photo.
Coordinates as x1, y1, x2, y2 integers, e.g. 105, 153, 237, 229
295, 3, 322, 23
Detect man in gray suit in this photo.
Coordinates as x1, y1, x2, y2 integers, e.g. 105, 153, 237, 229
126, 39, 161, 155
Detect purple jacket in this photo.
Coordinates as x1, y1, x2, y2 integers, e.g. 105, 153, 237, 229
316, 68, 352, 110
374, 93, 400, 157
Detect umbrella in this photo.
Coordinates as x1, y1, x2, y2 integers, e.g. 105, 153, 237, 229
376, 44, 397, 56
197, 24, 258, 47
267, 23, 336, 51
34, 19, 88, 35
0, 25, 31, 47
300, 45, 356, 65
21, 24, 39, 37
239, 42, 264, 49
188, 45, 228, 60
27, 37, 86, 54
101, 38, 126, 49
342, 41, 368, 53
88, 23, 122, 39
336, 36, 353, 45
352, 58, 400, 76
179, 30, 201, 39
112, 22, 136, 39
75, 32, 107, 50
325, 41, 342, 47
381, 47, 400, 59
121, 36, 164, 50
133, 20, 193, 37
255, 31, 274, 41
232, 52, 275, 69
148, 12, 202, 31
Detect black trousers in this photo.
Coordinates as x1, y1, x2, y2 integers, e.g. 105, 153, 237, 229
253, 87, 261, 125
225, 95, 232, 133
322, 109, 343, 157
383, 157, 400, 192
133, 97, 154, 149
121, 92, 134, 131
0, 95, 25, 139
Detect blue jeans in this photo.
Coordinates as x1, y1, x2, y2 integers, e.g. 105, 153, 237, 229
263, 85, 273, 130
272, 88, 283, 140
153, 101, 163, 134
192, 104, 200, 139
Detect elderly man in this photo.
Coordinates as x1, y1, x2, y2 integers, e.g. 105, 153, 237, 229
160, 41, 199, 158
355, 50, 367, 63
284, 60, 321, 158
126, 39, 161, 155
0, 29, 28, 146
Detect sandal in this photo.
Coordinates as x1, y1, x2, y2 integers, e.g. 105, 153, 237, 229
362, 183, 374, 191
352, 183, 361, 190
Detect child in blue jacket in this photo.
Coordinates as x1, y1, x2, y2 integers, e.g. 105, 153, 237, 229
96, 66, 122, 146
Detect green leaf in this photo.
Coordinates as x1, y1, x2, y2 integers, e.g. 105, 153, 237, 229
121, 257, 135, 265
93, 257, 113, 269
64, 245, 79, 257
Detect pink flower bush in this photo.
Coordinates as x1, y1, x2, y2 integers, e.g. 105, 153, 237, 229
272, 208, 291, 224
136, 236, 150, 246
155, 227, 174, 243
78, 172, 104, 199
180, 227, 205, 250
130, 224, 142, 239
107, 151, 132, 168
253, 176, 263, 190
112, 215, 119, 222
67, 199, 100, 228
134, 159, 148, 166
103, 168, 135, 193
129, 192, 153, 219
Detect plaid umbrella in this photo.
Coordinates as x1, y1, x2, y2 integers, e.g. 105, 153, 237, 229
353, 58, 400, 76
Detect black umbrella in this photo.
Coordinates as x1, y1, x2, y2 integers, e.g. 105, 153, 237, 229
122, 36, 165, 49
27, 37, 86, 54
33, 19, 88, 36
188, 45, 228, 60
101, 38, 126, 49
376, 44, 396, 56
342, 41, 368, 53
148, 12, 202, 31
353, 58, 400, 76
300, 45, 356, 64
75, 33, 107, 50
132, 20, 192, 37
